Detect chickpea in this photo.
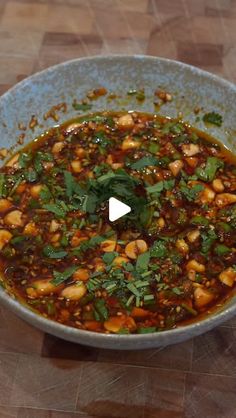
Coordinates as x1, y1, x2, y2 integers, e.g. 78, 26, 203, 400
52, 142, 65, 154
23, 222, 38, 236
121, 137, 141, 151
4, 210, 24, 227
0, 199, 12, 213
112, 163, 124, 170
188, 270, 196, 281
100, 240, 116, 252
200, 186, 215, 204
50, 233, 61, 243
0, 229, 13, 250
74, 147, 85, 159
26, 279, 60, 297
60, 283, 87, 300
116, 113, 134, 128
49, 219, 60, 233
212, 178, 224, 193
157, 217, 165, 228
30, 184, 43, 198
125, 240, 148, 259
71, 160, 82, 173
176, 238, 189, 254
104, 315, 136, 333
194, 287, 214, 308
106, 154, 113, 165
168, 160, 183, 176
73, 268, 89, 281
215, 193, 236, 208
113, 256, 129, 266
219, 268, 236, 287
94, 257, 105, 272
187, 229, 200, 243
186, 259, 205, 273
6, 153, 19, 168
182, 144, 200, 156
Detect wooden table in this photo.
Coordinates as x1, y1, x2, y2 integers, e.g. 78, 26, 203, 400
0, 1, 236, 417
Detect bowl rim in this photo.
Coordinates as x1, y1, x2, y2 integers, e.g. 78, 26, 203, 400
0, 54, 236, 346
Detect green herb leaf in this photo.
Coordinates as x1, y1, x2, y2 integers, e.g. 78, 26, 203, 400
138, 327, 156, 334
136, 251, 150, 272
201, 229, 217, 254
195, 157, 224, 182
179, 181, 204, 201
11, 236, 27, 245
51, 266, 77, 286
191, 215, 209, 227
24, 169, 38, 183
43, 245, 68, 259
150, 240, 168, 258
34, 151, 53, 173
73, 103, 92, 111
214, 244, 231, 256
42, 203, 66, 218
203, 112, 223, 127
130, 156, 158, 170
148, 143, 160, 154
94, 299, 109, 320
181, 303, 198, 316
146, 182, 164, 194
172, 287, 183, 295
102, 252, 118, 264
92, 131, 110, 149
39, 186, 52, 202
19, 152, 32, 168
0, 174, 6, 198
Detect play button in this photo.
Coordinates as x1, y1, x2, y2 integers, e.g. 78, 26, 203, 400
109, 197, 131, 222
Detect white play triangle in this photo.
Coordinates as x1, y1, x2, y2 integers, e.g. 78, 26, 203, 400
109, 197, 131, 222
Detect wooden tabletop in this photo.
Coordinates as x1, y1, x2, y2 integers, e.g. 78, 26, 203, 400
1, 1, 236, 417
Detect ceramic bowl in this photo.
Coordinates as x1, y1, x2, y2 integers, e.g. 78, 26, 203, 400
0, 55, 236, 349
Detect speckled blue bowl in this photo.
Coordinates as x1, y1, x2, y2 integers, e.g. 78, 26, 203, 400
0, 55, 236, 349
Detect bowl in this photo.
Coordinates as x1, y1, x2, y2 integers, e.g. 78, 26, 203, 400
0, 55, 236, 350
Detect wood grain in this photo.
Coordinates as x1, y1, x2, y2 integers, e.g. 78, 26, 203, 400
0, 1, 236, 417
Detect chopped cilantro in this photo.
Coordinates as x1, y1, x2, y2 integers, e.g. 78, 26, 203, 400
150, 240, 168, 258
203, 112, 223, 127
73, 103, 92, 111
130, 156, 158, 170
43, 245, 68, 259
136, 251, 150, 272
195, 157, 224, 182
42, 203, 66, 218
137, 327, 156, 334
19, 152, 32, 168
102, 252, 118, 264
172, 287, 183, 295
92, 131, 110, 149
201, 229, 217, 254
214, 244, 231, 256
51, 266, 77, 286
179, 180, 204, 201
24, 169, 37, 183
0, 174, 6, 198
191, 215, 209, 227
148, 143, 160, 154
